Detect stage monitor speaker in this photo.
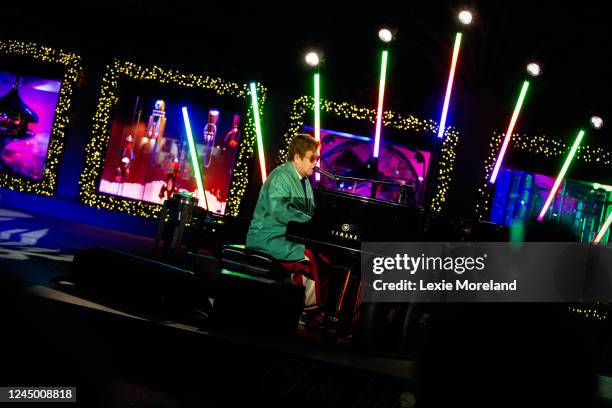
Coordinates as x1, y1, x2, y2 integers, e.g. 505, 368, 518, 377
211, 270, 305, 338
70, 247, 211, 315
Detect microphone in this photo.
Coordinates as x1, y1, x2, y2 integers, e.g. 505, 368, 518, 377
314, 166, 338, 181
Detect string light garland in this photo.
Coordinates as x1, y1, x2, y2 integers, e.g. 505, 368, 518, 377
570, 305, 608, 321
0, 39, 81, 195
79, 59, 266, 218
278, 96, 459, 213
475, 130, 612, 220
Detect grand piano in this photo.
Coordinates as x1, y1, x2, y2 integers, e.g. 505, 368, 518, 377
286, 186, 507, 349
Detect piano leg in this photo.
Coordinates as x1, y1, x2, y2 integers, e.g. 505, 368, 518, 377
352, 282, 362, 326
335, 267, 352, 318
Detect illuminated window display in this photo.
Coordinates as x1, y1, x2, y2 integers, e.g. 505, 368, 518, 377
490, 167, 611, 243
98, 94, 241, 215
477, 130, 612, 243
0, 72, 61, 180
0, 40, 81, 196
279, 96, 459, 213
303, 126, 431, 206
80, 59, 265, 219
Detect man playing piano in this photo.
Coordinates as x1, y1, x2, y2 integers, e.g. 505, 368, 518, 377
246, 134, 328, 320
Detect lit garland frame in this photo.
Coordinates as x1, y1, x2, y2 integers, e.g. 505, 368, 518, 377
475, 130, 612, 220
0, 39, 81, 195
278, 96, 459, 213
79, 59, 266, 218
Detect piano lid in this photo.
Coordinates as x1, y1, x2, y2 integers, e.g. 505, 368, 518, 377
314, 187, 421, 211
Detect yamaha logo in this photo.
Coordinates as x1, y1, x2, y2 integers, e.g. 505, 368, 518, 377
330, 224, 359, 241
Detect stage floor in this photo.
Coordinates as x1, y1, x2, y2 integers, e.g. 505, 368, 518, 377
0, 205, 416, 407
3, 205, 612, 407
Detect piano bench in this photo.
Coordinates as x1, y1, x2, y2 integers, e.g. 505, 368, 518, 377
220, 244, 288, 281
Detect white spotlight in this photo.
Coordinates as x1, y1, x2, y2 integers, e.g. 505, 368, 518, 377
305, 52, 320, 67
590, 116, 604, 130
458, 10, 473, 25
378, 28, 393, 43
526, 62, 541, 77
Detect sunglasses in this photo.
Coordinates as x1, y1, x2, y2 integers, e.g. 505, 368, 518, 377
304, 154, 320, 163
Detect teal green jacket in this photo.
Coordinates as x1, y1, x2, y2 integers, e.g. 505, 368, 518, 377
246, 162, 314, 261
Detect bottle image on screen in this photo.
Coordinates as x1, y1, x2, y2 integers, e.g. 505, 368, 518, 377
202, 109, 219, 168
224, 114, 240, 149
114, 134, 134, 195
146, 99, 167, 165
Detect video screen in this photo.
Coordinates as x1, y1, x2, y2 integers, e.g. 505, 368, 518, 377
0, 72, 62, 180
303, 126, 431, 206
489, 167, 611, 243
99, 94, 241, 215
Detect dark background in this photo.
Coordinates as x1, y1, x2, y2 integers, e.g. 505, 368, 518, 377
1, 0, 610, 219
